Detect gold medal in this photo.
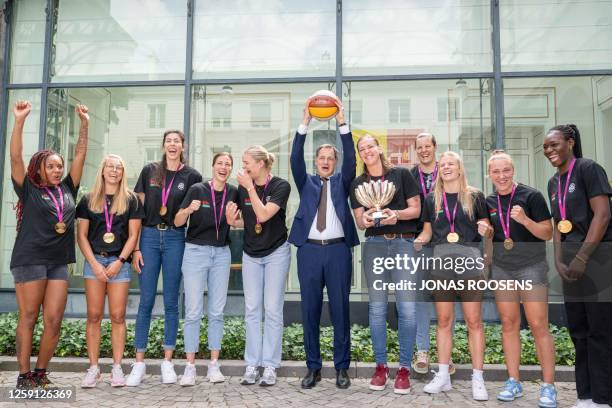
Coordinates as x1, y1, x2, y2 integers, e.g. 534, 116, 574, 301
503, 238, 514, 250
558, 219, 573, 234
159, 205, 168, 216
103, 232, 116, 244
55, 222, 67, 234
447, 232, 459, 243
255, 223, 263, 234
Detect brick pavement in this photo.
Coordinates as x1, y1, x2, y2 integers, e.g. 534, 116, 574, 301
0, 370, 577, 407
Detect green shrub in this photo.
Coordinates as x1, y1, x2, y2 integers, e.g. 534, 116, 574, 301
0, 312, 575, 365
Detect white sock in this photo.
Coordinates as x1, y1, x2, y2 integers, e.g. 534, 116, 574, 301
472, 369, 484, 381
186, 362, 195, 367
438, 364, 449, 376
89, 365, 99, 370
112, 364, 121, 369
210, 359, 218, 366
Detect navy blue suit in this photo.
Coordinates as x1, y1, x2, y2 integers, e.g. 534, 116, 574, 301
288, 130, 358, 370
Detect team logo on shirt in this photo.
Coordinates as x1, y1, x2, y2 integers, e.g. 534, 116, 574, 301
244, 198, 252, 206
149, 178, 160, 187
568, 183, 576, 193
201, 200, 210, 208
177, 182, 185, 191
489, 209, 498, 217
41, 193, 51, 201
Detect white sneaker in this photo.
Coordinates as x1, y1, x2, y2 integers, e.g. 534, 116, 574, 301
126, 362, 146, 387
423, 371, 452, 394
161, 360, 177, 384
179, 363, 196, 387
240, 366, 260, 385
472, 375, 489, 401
206, 361, 225, 383
110, 365, 126, 387
259, 366, 276, 386
81, 366, 100, 388
570, 399, 593, 408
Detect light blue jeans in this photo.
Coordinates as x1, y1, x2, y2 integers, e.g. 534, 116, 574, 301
182, 243, 231, 353
242, 241, 291, 368
415, 302, 432, 351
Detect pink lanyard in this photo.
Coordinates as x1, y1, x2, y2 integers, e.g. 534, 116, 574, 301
497, 183, 517, 240
442, 192, 458, 233
418, 164, 438, 195
209, 180, 227, 241
103, 197, 113, 234
43, 185, 64, 224
161, 164, 184, 208
557, 158, 576, 220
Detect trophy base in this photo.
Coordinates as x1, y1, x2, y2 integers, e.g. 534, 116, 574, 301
372, 211, 389, 228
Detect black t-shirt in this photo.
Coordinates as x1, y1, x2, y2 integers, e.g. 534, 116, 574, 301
486, 183, 551, 269
349, 167, 420, 236
237, 176, 291, 258
422, 189, 489, 244
134, 163, 202, 227
180, 181, 238, 247
10, 175, 79, 268
547, 158, 612, 243
410, 165, 437, 233
76, 193, 144, 254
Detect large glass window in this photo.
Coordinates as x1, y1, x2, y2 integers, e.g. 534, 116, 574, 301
8, 0, 46, 83
503, 76, 612, 196
50, 0, 187, 82
500, 0, 612, 71
192, 1, 336, 79
0, 90, 42, 287
44, 86, 184, 288
343, 0, 492, 76
190, 83, 335, 294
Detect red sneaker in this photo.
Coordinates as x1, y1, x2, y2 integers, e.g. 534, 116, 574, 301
394, 367, 411, 394
369, 364, 389, 391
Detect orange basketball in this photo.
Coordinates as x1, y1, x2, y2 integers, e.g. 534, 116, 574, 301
308, 90, 339, 121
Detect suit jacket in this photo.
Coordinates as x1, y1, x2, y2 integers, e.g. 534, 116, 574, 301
288, 131, 359, 248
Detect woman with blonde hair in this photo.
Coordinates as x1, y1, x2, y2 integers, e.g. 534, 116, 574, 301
226, 145, 291, 387
349, 133, 421, 394
485, 150, 557, 406
77, 154, 143, 387
415, 151, 492, 400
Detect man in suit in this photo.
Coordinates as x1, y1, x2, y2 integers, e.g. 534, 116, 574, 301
289, 96, 359, 389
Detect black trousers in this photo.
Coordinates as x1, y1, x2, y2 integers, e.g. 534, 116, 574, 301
297, 242, 352, 370
565, 301, 612, 405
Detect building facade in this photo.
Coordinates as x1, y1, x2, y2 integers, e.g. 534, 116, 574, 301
0, 0, 611, 317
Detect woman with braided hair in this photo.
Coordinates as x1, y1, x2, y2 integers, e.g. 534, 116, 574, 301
9, 101, 89, 388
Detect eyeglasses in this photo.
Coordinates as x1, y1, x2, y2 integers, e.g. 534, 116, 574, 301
105, 164, 124, 171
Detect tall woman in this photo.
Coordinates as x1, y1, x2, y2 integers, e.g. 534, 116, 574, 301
174, 152, 237, 386
127, 130, 202, 386
543, 125, 612, 408
10, 101, 89, 388
415, 151, 491, 401
226, 145, 291, 387
77, 154, 143, 388
349, 134, 421, 394
486, 151, 557, 407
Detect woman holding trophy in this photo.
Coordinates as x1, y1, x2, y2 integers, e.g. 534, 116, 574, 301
349, 134, 421, 394
414, 151, 492, 401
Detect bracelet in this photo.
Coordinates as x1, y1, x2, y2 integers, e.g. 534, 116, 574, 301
338, 122, 347, 127
133, 249, 141, 253
575, 254, 588, 264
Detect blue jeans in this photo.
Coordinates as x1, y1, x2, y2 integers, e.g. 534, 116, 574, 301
83, 254, 133, 283
363, 236, 417, 367
242, 241, 291, 368
182, 243, 231, 353
415, 302, 432, 351
134, 226, 185, 352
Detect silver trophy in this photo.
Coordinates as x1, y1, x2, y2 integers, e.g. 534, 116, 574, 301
354, 179, 396, 227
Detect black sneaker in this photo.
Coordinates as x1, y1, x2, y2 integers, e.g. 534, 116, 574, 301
33, 370, 52, 388
16, 372, 38, 389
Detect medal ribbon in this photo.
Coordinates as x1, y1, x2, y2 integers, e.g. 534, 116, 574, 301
161, 164, 184, 209
103, 197, 114, 234
43, 185, 64, 225
209, 180, 227, 241
255, 175, 272, 227
497, 183, 517, 240
418, 164, 438, 195
442, 192, 458, 234
557, 158, 576, 221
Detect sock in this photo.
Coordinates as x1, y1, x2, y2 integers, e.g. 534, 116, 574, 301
472, 369, 484, 381
438, 364, 449, 376
186, 362, 195, 367
34, 368, 46, 373
18, 371, 31, 378
89, 365, 99, 370
210, 359, 218, 365
112, 364, 121, 369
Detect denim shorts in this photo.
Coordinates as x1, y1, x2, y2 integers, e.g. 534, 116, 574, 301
11, 264, 69, 284
83, 254, 133, 283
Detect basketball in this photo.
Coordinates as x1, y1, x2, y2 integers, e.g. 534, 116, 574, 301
308, 90, 339, 121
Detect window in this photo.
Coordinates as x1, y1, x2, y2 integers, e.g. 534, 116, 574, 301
250, 102, 272, 128
211, 103, 232, 128
147, 104, 166, 129
389, 99, 411, 124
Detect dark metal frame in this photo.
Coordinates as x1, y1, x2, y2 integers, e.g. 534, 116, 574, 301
1, 0, 611, 292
